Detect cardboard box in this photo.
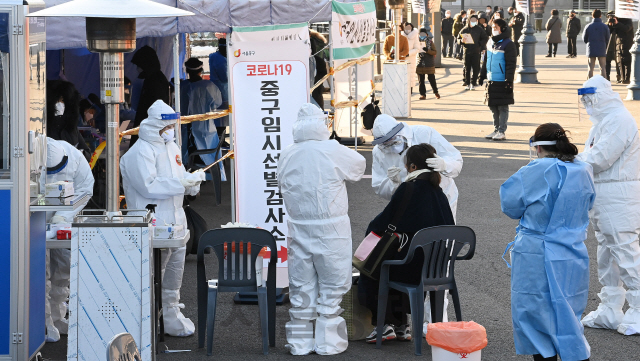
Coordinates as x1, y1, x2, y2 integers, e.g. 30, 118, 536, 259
45, 181, 74, 198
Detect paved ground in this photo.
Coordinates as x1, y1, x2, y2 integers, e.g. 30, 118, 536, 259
42, 34, 640, 360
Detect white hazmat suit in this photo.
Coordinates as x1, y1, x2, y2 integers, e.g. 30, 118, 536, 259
371, 114, 463, 333
120, 100, 204, 337
278, 103, 366, 355
577, 75, 640, 335
44, 138, 94, 342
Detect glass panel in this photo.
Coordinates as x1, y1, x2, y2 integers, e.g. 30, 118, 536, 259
0, 12, 9, 180
28, 16, 46, 188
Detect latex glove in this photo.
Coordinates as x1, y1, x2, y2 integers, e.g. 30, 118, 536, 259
180, 178, 198, 188
49, 215, 67, 224
426, 154, 447, 172
387, 166, 402, 184
186, 184, 200, 196
187, 170, 206, 182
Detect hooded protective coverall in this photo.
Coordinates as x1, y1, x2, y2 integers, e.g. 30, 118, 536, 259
44, 138, 94, 342
371, 114, 463, 220
278, 103, 366, 355
120, 100, 204, 337
576, 75, 640, 335
501, 158, 595, 361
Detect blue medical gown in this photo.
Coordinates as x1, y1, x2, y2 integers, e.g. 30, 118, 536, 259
500, 158, 595, 361
180, 79, 225, 180
208, 52, 229, 128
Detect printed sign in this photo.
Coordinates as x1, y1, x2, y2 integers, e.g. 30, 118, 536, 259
616, 0, 640, 19
229, 23, 310, 287
516, 0, 529, 16
331, 0, 377, 60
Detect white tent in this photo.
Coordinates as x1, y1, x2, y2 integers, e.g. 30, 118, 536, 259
44, 0, 332, 49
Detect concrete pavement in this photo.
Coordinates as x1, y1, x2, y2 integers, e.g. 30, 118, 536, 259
41, 35, 640, 360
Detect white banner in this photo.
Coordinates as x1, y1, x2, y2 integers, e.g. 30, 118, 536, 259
411, 0, 426, 14
334, 60, 373, 137
516, 0, 529, 16
229, 23, 310, 287
616, 0, 640, 20
331, 0, 377, 60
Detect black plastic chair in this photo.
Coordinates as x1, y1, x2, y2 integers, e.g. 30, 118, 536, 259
187, 130, 227, 205
375, 225, 476, 355
197, 228, 277, 355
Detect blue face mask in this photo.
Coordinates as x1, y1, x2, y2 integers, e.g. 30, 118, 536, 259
419, 35, 427, 41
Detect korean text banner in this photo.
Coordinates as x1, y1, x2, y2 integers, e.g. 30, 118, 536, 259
516, 0, 529, 16
331, 0, 377, 60
616, 0, 640, 20
229, 23, 310, 287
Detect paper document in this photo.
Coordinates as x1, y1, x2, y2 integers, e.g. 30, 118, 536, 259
461, 34, 474, 44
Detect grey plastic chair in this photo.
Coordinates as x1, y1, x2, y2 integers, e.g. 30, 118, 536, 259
106, 332, 141, 361
375, 225, 476, 355
197, 228, 277, 355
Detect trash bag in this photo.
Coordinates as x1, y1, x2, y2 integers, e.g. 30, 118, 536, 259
361, 94, 381, 130
426, 321, 488, 354
184, 202, 209, 255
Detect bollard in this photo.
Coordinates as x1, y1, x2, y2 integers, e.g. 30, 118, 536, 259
626, 24, 640, 101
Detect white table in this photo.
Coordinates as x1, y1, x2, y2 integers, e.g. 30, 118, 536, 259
46, 230, 190, 249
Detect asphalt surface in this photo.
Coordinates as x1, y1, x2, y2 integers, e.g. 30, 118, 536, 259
42, 34, 640, 360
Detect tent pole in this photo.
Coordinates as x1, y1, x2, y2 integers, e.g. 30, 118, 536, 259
229, 33, 236, 223
173, 34, 182, 149
354, 63, 358, 151
329, 21, 335, 135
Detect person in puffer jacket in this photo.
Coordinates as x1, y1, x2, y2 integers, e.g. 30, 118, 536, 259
479, 19, 516, 141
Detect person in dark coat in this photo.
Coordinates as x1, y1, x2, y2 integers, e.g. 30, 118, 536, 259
458, 15, 489, 90
359, 143, 455, 343
441, 10, 454, 57
613, 17, 634, 84
479, 19, 517, 141
309, 29, 328, 110
605, 12, 619, 82
208, 38, 229, 138
416, 29, 440, 100
46, 80, 91, 161
566, 10, 581, 58
129, 45, 170, 148
508, 8, 525, 56
545, 9, 563, 57
583, 9, 610, 79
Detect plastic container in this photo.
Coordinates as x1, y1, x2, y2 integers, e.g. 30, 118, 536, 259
432, 346, 481, 361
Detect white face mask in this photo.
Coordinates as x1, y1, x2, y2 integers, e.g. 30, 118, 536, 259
487, 9, 492, 12
492, 29, 500, 36
495, 14, 501, 19
470, 21, 477, 27
55, 102, 65, 116
161, 128, 175, 143
404, 28, 411, 34
585, 105, 594, 115
446, 13, 451, 18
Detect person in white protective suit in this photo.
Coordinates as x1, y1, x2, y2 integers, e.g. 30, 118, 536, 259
44, 138, 94, 342
278, 103, 366, 355
576, 75, 640, 336
120, 100, 205, 337
371, 114, 463, 334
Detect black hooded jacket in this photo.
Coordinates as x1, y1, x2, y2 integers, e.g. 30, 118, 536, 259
130, 45, 170, 147
46, 80, 91, 160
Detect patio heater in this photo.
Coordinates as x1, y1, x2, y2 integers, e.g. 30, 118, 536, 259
382, 0, 411, 117
29, 0, 192, 218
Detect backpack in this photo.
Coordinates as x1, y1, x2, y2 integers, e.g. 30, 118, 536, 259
361, 93, 381, 130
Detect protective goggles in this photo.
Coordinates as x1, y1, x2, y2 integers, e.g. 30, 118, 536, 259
161, 112, 181, 120
379, 135, 405, 150
529, 136, 557, 160
578, 87, 597, 122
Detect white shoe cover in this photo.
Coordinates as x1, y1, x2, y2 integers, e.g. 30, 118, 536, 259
285, 320, 315, 355
423, 290, 450, 335
162, 288, 195, 337
582, 286, 625, 329
315, 316, 348, 355
54, 318, 69, 335
45, 321, 60, 343
617, 290, 640, 335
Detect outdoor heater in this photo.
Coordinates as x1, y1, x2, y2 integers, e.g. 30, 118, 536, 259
382, 0, 411, 117
30, 0, 192, 217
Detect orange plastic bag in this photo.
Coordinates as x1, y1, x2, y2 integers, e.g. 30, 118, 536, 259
426, 321, 488, 354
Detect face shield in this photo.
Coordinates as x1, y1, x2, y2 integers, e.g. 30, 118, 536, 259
379, 135, 407, 154
578, 86, 598, 122
529, 136, 557, 160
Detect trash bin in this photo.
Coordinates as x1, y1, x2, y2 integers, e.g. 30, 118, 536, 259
426, 321, 488, 361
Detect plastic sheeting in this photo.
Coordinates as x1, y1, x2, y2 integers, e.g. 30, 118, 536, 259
44, 0, 332, 50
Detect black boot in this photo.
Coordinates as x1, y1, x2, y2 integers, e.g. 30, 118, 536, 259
533, 355, 557, 361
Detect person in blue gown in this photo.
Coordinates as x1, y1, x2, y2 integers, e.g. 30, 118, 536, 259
500, 123, 595, 361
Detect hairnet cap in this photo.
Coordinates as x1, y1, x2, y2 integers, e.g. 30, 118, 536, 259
297, 103, 326, 122
47, 139, 66, 168
147, 99, 179, 127
372, 114, 404, 145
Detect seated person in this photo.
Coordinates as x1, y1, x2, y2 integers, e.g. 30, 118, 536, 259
358, 143, 455, 343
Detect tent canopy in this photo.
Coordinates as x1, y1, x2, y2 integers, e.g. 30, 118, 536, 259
44, 0, 332, 50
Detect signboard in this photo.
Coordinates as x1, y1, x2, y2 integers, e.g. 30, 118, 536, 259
331, 0, 377, 60
229, 23, 310, 287
616, 0, 640, 20
411, 0, 426, 14
516, 0, 529, 16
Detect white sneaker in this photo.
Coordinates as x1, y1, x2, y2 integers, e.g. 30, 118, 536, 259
492, 132, 506, 141
365, 324, 396, 343
485, 131, 498, 139
465, 85, 471, 90
394, 324, 412, 341
470, 84, 475, 90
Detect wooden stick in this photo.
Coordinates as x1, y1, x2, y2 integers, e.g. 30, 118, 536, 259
197, 150, 234, 172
